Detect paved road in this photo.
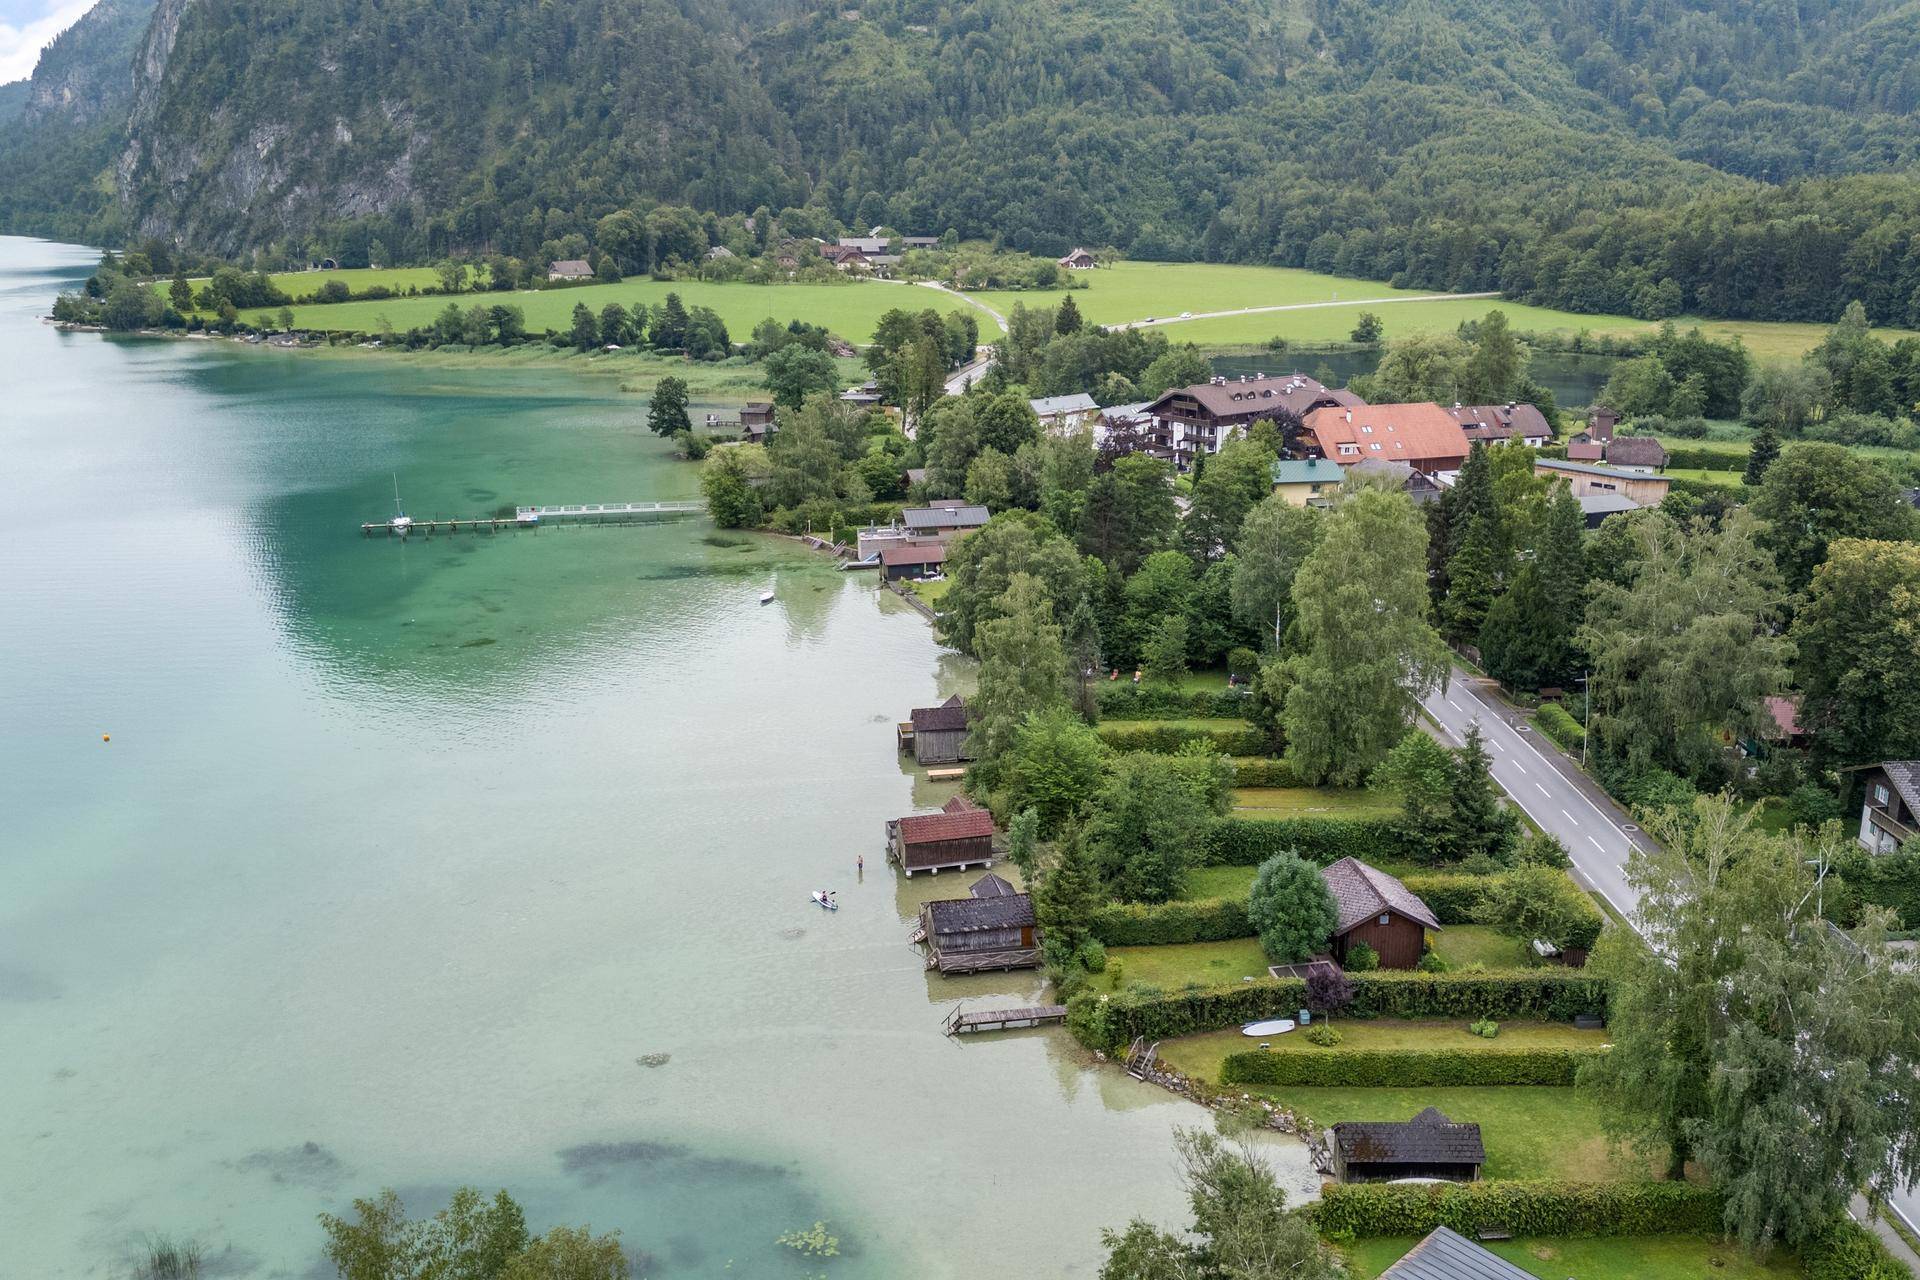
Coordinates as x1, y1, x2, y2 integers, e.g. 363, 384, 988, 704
1420, 667, 1655, 925
1424, 666, 1920, 1262
1113, 291, 1501, 332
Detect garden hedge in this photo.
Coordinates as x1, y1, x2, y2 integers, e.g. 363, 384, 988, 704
1801, 1218, 1913, 1280
1229, 757, 1304, 788
1091, 897, 1252, 946
1662, 445, 1747, 471
1535, 703, 1585, 755
1077, 971, 1609, 1052
1095, 685, 1251, 720
1096, 721, 1269, 756
1311, 1180, 1723, 1239
1219, 1046, 1602, 1087
1200, 816, 1422, 867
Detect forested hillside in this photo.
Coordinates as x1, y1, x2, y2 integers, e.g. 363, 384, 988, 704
5, 0, 1920, 326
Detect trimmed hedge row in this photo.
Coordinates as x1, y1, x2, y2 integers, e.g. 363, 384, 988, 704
1663, 445, 1747, 471
1091, 897, 1251, 946
1229, 756, 1304, 788
1199, 816, 1421, 867
1802, 1218, 1913, 1280
1402, 872, 1604, 951
1095, 685, 1250, 719
1096, 722, 1269, 756
1535, 703, 1586, 754
1078, 971, 1609, 1051
1220, 1045, 1601, 1087
1310, 1180, 1723, 1239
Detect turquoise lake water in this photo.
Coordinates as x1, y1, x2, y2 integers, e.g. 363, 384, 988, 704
0, 236, 1316, 1278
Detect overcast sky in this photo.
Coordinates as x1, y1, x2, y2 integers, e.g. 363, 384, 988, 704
1, 0, 99, 84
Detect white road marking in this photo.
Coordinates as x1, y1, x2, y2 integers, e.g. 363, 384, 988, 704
1588, 835, 1606, 850
1535, 782, 1551, 796
1561, 809, 1576, 823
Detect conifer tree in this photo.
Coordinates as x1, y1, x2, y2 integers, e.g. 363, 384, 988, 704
1479, 561, 1558, 690
1055, 293, 1083, 335
1445, 724, 1518, 863
168, 272, 193, 312
569, 302, 597, 351
1442, 510, 1502, 645
1743, 424, 1780, 486
1034, 822, 1101, 962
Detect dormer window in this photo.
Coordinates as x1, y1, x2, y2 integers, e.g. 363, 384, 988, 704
1360, 425, 1373, 434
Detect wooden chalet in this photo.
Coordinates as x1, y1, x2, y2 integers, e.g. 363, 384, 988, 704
898, 693, 972, 764
1322, 856, 1441, 970
1058, 248, 1098, 269
1446, 402, 1552, 447
1330, 1107, 1485, 1183
1851, 761, 1920, 854
1139, 374, 1357, 468
1378, 1227, 1534, 1280
547, 258, 593, 281
740, 402, 777, 443
887, 795, 997, 876
918, 872, 1040, 973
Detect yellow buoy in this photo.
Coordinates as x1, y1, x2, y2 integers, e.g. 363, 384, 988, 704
102, 734, 110, 743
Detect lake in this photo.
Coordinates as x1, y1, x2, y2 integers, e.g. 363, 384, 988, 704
0, 236, 1315, 1278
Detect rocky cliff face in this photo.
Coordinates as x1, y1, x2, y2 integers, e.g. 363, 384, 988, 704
23, 0, 157, 127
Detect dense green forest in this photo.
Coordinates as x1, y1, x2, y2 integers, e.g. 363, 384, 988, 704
6, 0, 1920, 325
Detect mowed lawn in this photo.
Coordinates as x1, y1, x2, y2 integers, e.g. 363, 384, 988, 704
964, 261, 1915, 354
231, 278, 997, 343
1230, 786, 1400, 820
1248, 1086, 1662, 1181
1153, 1019, 1609, 1082
1095, 938, 1273, 994
1344, 1235, 1801, 1280
1429, 924, 1530, 970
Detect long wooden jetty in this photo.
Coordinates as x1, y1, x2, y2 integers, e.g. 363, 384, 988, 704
942, 1004, 1068, 1036
360, 500, 703, 536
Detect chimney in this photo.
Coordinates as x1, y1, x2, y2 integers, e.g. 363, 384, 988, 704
1345, 410, 1352, 423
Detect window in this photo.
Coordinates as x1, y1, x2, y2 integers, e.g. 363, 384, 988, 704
1369, 442, 1381, 451
1875, 783, 1890, 805
1378, 914, 1390, 925
1360, 425, 1374, 434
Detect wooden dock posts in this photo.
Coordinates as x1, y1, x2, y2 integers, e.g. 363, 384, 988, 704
360, 500, 703, 537
943, 1004, 1069, 1036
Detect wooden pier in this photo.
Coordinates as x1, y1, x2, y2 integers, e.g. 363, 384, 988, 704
943, 1004, 1068, 1036
360, 500, 703, 536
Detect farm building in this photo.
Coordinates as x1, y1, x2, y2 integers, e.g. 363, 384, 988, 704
1377, 1227, 1534, 1280
1322, 856, 1441, 970
880, 543, 947, 580
917, 872, 1040, 973
547, 259, 594, 281
1534, 457, 1671, 506
1058, 248, 1098, 269
887, 795, 997, 876
899, 693, 972, 764
1330, 1107, 1485, 1183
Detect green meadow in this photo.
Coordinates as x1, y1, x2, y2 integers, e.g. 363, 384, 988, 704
163, 258, 1917, 355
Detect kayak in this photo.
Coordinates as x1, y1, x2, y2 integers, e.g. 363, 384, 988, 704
1240, 1019, 1296, 1037
811, 891, 838, 910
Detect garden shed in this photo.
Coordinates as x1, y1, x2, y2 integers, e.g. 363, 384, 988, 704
1322, 857, 1441, 970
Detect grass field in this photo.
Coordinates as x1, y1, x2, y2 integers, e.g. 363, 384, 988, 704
194, 277, 990, 344
1664, 467, 1750, 489
967, 262, 1917, 356
1344, 1235, 1800, 1280
1153, 1020, 1609, 1081
1096, 938, 1273, 994
1230, 786, 1401, 820
172, 259, 1918, 356
1248, 1086, 1660, 1181
1429, 924, 1529, 970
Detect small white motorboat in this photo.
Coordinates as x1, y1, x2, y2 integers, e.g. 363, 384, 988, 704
810, 890, 838, 910
1240, 1018, 1296, 1037
760, 590, 776, 604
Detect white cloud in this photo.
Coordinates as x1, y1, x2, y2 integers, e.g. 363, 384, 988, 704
0, 0, 103, 85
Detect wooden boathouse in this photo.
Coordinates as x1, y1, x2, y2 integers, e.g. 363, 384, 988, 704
897, 694, 972, 765
886, 796, 996, 876
1329, 1107, 1485, 1183
917, 873, 1041, 974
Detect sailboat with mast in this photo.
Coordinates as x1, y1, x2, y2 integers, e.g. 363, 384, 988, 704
386, 475, 413, 536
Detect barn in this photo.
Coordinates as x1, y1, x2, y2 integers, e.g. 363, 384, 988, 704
1322, 857, 1441, 970
887, 796, 997, 875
